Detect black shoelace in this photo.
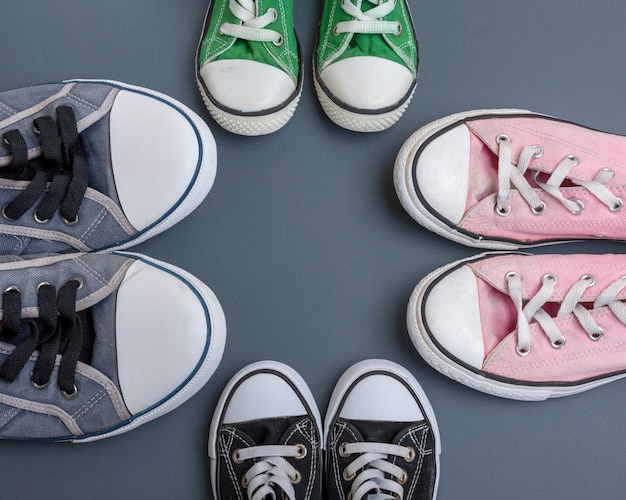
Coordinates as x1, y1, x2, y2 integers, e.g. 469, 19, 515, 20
0, 279, 87, 398
2, 106, 89, 225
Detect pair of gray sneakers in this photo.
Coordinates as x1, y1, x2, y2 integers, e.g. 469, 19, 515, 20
0, 80, 226, 441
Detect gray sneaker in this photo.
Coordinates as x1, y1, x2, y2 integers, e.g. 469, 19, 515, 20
0, 251, 226, 442
0, 80, 217, 254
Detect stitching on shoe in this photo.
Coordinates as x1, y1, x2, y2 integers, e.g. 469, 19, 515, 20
0, 407, 20, 429
73, 256, 109, 286
220, 427, 249, 500
0, 100, 16, 118
285, 418, 318, 500
71, 387, 107, 420
65, 92, 101, 112
79, 206, 108, 243
403, 424, 430, 499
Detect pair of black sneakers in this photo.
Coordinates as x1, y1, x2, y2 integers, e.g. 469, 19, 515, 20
209, 359, 440, 500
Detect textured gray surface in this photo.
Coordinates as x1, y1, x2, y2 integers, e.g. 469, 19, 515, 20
2, 1, 626, 498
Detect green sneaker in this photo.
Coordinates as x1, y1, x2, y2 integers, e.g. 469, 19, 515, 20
196, 0, 302, 136
314, 0, 419, 132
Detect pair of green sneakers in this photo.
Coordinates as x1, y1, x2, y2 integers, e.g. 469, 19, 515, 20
196, 0, 418, 135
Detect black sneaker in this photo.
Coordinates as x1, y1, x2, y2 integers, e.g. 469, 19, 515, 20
209, 361, 323, 500
325, 359, 441, 500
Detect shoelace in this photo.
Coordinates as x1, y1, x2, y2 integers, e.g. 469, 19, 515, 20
233, 443, 306, 500
0, 279, 85, 397
494, 134, 624, 217
219, 0, 283, 45
506, 271, 626, 356
334, 0, 401, 36
2, 105, 89, 225
340, 441, 414, 500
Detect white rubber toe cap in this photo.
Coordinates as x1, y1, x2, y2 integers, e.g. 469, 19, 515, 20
200, 59, 296, 113
223, 370, 306, 424
415, 124, 471, 224
319, 56, 413, 110
423, 265, 485, 369
109, 89, 205, 231
340, 372, 423, 422
115, 260, 209, 415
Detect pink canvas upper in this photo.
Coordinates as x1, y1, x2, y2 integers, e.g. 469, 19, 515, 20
466, 253, 626, 383
457, 115, 626, 242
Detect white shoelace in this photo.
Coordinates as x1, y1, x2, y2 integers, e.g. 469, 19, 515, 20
341, 442, 413, 500
506, 271, 626, 356
233, 443, 305, 500
494, 134, 624, 217
219, 0, 283, 44
334, 0, 401, 36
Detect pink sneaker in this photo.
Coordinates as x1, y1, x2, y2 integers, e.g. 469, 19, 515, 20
408, 252, 626, 400
394, 110, 626, 249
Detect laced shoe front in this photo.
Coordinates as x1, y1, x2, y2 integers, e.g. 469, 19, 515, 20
197, 0, 302, 135
0, 252, 226, 441
325, 360, 440, 500
0, 80, 217, 254
409, 252, 626, 400
314, 0, 418, 132
209, 361, 322, 500
394, 110, 626, 249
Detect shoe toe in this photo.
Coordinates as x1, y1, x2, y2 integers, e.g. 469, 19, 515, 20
414, 124, 471, 224
422, 264, 485, 369
109, 89, 216, 231
114, 260, 211, 415
318, 56, 413, 110
200, 59, 296, 113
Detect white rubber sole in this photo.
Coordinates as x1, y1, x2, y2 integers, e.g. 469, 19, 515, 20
65, 79, 218, 253
313, 69, 415, 133
324, 358, 441, 499
393, 109, 532, 250
407, 253, 626, 400
208, 360, 322, 500
75, 252, 227, 442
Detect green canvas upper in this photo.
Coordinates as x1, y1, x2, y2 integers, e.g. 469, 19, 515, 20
316, 0, 417, 77
198, 0, 299, 85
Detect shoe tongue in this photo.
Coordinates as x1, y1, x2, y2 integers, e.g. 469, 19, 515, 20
235, 415, 306, 446
342, 418, 416, 444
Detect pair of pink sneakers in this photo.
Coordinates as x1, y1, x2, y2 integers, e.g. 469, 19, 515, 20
394, 110, 626, 400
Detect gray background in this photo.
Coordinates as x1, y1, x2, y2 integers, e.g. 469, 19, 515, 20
1, 1, 626, 498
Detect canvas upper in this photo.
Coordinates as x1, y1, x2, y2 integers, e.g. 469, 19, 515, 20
0, 80, 217, 254
395, 110, 626, 249
324, 359, 440, 500
409, 252, 626, 400
314, 0, 418, 132
197, 0, 302, 135
0, 252, 226, 441
209, 361, 322, 500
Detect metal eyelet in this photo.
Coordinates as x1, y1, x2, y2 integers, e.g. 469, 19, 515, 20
494, 204, 511, 217
267, 7, 278, 21
609, 198, 624, 212
505, 271, 520, 282
532, 145, 544, 158
398, 469, 408, 485
550, 338, 566, 349
404, 446, 416, 462
496, 133, 510, 144
30, 372, 48, 390
33, 211, 49, 224
295, 443, 307, 459
569, 199, 584, 215
2, 136, 9, 145
332, 25, 340, 36
232, 449, 244, 464
36, 281, 51, 293
601, 167, 615, 176
566, 154, 580, 166
516, 345, 531, 357
62, 385, 78, 399
343, 469, 356, 481
33, 123, 41, 134
3, 285, 20, 294
69, 276, 84, 289
338, 442, 350, 457
290, 470, 301, 484
63, 215, 78, 226
273, 34, 284, 46
531, 201, 546, 216
581, 274, 595, 287
588, 327, 604, 341
241, 476, 249, 488
542, 273, 557, 285
2, 204, 15, 221
394, 22, 402, 35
